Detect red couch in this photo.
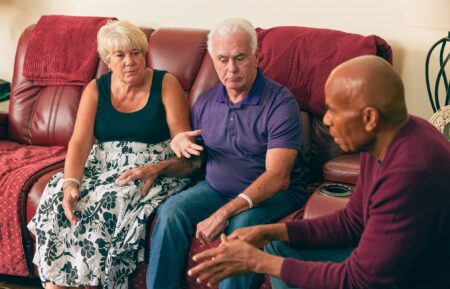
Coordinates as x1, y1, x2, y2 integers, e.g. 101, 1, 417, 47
0, 22, 391, 288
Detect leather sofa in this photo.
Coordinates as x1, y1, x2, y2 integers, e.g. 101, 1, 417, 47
0, 22, 391, 289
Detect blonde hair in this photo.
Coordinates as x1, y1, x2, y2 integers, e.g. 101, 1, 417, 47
97, 19, 148, 64
207, 18, 257, 54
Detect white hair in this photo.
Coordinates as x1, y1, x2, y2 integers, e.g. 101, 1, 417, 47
207, 18, 257, 54
97, 19, 148, 64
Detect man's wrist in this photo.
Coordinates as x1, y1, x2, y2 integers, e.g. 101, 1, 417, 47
216, 207, 232, 220
272, 223, 289, 241
253, 252, 284, 278
148, 161, 168, 175
262, 223, 289, 242
237, 193, 254, 208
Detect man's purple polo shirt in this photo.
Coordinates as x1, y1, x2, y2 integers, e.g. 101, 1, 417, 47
192, 69, 306, 201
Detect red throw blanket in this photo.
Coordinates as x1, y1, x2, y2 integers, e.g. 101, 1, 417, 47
257, 26, 392, 117
23, 15, 111, 86
0, 141, 66, 276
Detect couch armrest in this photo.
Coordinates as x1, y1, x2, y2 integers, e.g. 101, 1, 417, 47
0, 112, 8, 140
303, 154, 360, 220
322, 154, 360, 185
303, 182, 351, 219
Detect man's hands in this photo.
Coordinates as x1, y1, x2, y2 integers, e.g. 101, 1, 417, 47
230, 223, 290, 246
189, 224, 289, 286
170, 130, 204, 158
228, 225, 274, 248
62, 186, 80, 224
188, 234, 283, 287
195, 210, 288, 246
117, 164, 162, 196
196, 210, 229, 244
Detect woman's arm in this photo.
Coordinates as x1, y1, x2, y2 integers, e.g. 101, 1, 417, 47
117, 73, 202, 193
161, 73, 191, 137
62, 80, 98, 223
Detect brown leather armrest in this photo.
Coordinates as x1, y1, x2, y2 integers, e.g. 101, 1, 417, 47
323, 154, 360, 185
0, 112, 8, 140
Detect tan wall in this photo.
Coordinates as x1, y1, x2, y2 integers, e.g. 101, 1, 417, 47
0, 0, 447, 118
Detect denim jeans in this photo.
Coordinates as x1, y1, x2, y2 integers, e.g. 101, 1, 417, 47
146, 180, 305, 289
264, 241, 354, 289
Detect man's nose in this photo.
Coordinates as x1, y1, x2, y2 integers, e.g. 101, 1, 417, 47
227, 59, 238, 72
323, 111, 331, 126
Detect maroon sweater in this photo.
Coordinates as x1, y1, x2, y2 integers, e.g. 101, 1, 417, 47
281, 116, 450, 289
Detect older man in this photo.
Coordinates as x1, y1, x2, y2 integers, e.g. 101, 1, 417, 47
188, 55, 450, 289
145, 18, 307, 289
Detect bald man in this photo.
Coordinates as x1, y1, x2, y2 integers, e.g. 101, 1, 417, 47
188, 55, 450, 289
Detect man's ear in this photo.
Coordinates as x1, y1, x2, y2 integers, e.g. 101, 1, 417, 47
362, 106, 379, 132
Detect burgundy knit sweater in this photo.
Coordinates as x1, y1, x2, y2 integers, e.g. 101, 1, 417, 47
281, 116, 450, 289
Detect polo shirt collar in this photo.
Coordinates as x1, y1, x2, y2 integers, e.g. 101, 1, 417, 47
216, 68, 266, 107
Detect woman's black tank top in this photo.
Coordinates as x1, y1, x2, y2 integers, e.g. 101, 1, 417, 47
94, 70, 170, 144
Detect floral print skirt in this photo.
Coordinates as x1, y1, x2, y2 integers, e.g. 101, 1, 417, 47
28, 140, 189, 288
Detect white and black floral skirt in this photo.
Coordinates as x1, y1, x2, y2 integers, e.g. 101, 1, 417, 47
28, 140, 189, 289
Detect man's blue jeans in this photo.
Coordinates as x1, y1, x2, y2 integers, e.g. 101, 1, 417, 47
146, 180, 305, 289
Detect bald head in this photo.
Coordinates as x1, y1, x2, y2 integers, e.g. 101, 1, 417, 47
325, 55, 407, 127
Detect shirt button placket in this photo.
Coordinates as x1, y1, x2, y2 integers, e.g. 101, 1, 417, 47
227, 109, 237, 133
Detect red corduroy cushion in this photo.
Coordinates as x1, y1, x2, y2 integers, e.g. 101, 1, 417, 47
23, 15, 111, 86
257, 26, 392, 117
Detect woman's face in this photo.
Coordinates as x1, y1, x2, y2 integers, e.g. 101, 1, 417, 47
108, 48, 146, 84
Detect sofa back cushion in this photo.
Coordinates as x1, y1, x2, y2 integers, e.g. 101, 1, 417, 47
148, 28, 220, 100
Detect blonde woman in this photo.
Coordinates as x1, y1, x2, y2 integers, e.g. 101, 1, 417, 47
28, 20, 196, 289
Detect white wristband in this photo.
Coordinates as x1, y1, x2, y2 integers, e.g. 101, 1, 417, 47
63, 178, 81, 186
238, 193, 254, 209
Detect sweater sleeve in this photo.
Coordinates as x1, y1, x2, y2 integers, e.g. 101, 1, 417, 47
279, 168, 439, 289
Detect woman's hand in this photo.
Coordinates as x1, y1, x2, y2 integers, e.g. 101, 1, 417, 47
170, 130, 204, 158
62, 186, 80, 224
196, 210, 229, 244
117, 164, 161, 196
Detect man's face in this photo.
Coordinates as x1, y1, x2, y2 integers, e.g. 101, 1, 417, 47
211, 31, 258, 96
323, 84, 373, 153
